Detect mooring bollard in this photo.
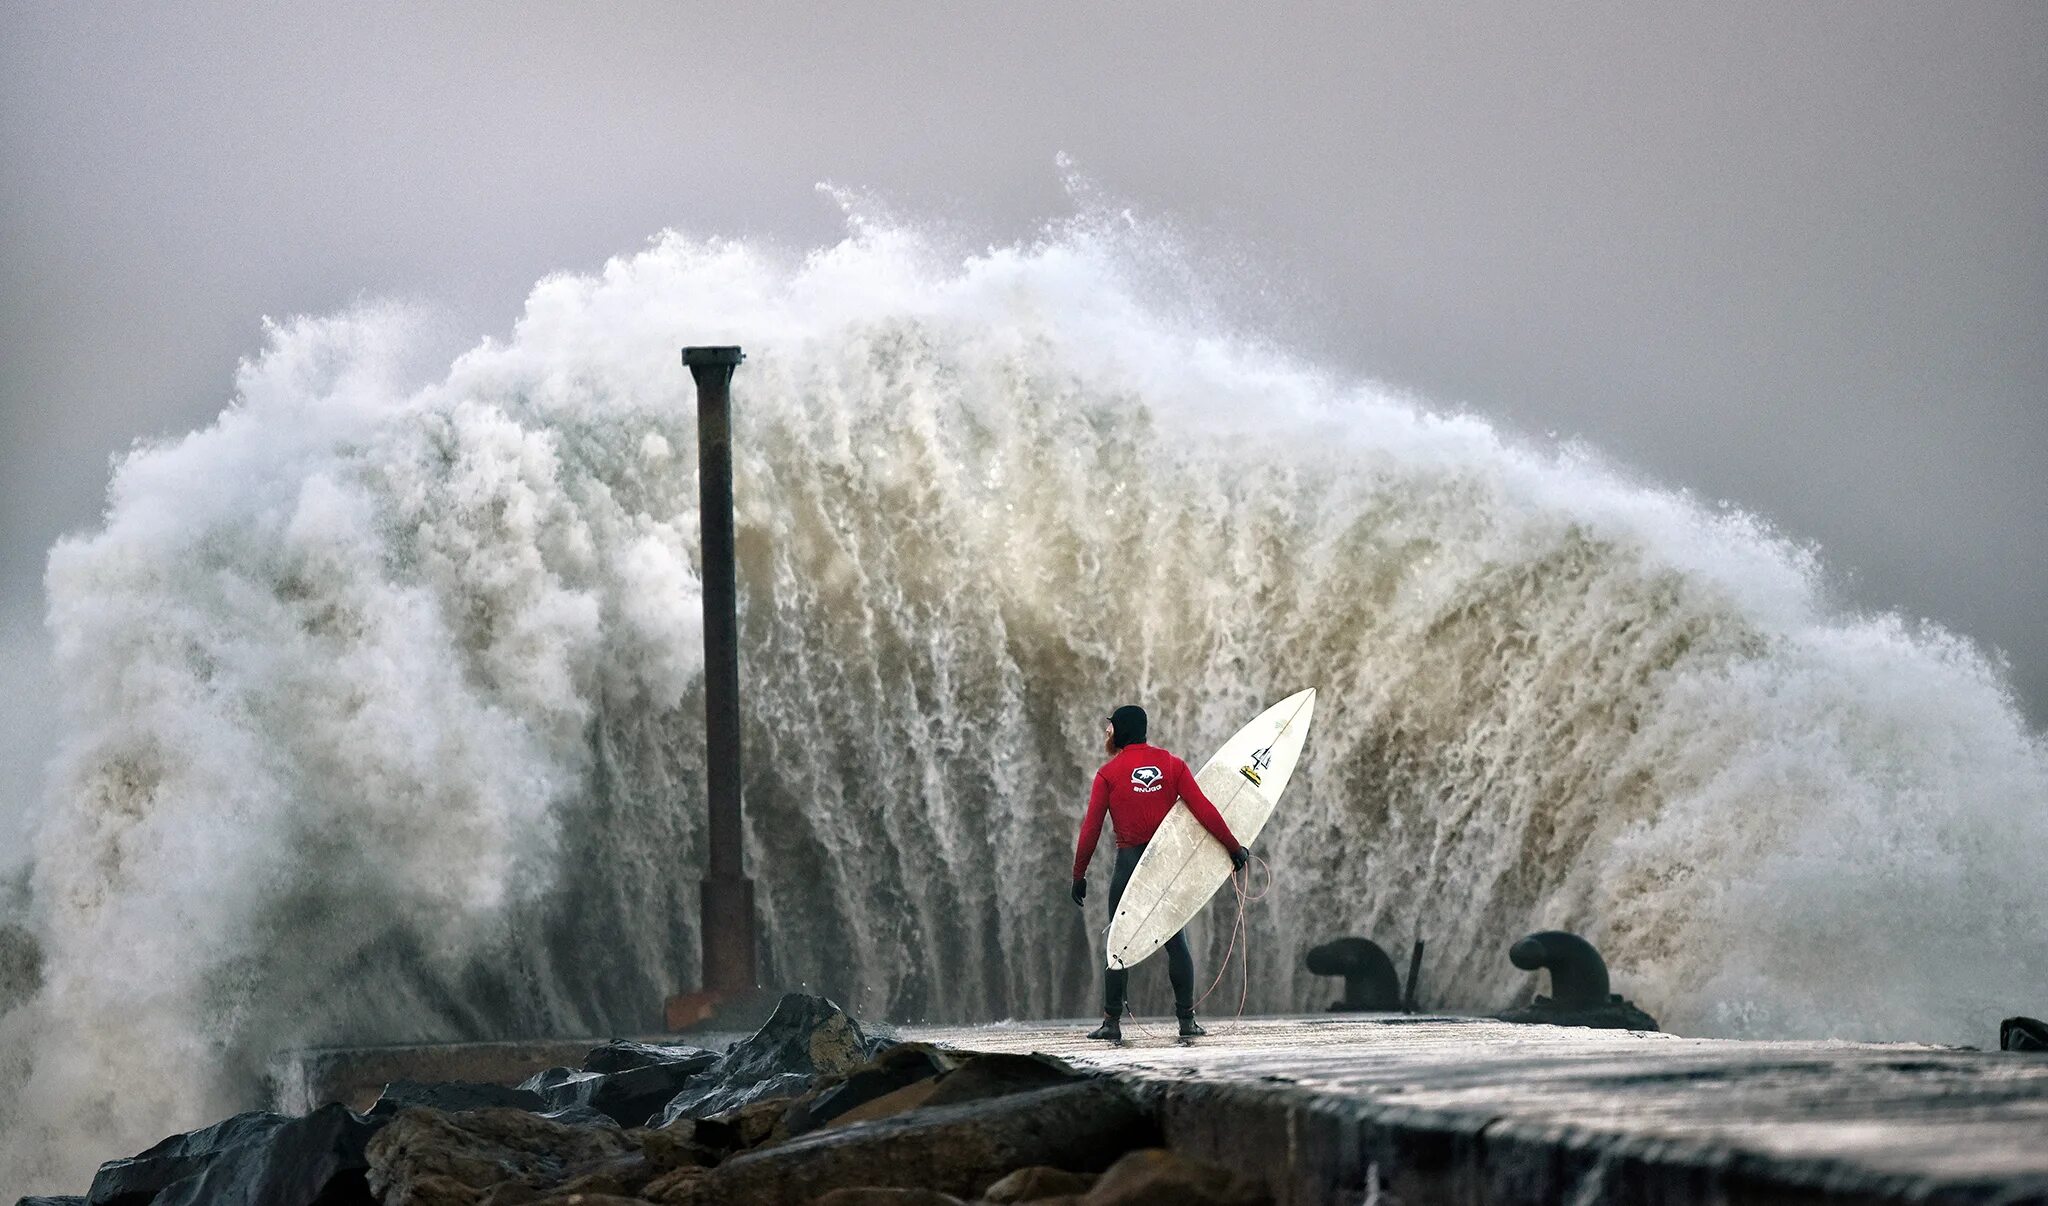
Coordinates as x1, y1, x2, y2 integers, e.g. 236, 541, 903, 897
1498, 930, 1660, 1031
1305, 937, 1403, 1011
1509, 930, 1610, 1007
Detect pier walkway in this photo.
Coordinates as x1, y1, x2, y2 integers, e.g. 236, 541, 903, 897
907, 1014, 2048, 1204
273, 1013, 2048, 1204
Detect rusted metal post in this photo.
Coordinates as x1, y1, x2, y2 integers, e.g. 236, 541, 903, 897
683, 345, 755, 999
1403, 939, 1425, 1014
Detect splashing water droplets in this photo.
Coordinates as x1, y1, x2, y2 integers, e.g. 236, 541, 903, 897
0, 217, 2043, 1193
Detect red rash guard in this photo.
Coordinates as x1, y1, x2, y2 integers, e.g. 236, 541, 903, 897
1072, 743, 1240, 880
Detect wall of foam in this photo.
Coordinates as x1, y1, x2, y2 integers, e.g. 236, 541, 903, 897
2, 219, 2042, 1192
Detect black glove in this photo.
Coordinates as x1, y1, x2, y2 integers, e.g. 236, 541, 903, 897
1071, 878, 1087, 906
1230, 845, 1250, 873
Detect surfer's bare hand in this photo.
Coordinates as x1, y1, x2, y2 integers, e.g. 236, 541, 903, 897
1071, 878, 1087, 906
1230, 845, 1250, 873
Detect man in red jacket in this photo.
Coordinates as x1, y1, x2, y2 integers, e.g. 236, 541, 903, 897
1073, 704, 1250, 1041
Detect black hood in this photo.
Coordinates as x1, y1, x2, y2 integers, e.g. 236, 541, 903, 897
1109, 704, 1148, 747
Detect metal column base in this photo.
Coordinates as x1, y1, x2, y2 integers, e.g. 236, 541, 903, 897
700, 875, 757, 995
665, 876, 759, 1030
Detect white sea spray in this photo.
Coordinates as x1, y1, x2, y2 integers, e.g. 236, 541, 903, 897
1, 216, 2042, 1192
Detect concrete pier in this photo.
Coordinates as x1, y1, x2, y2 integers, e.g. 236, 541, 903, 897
910, 1015, 2048, 1204
271, 1015, 2048, 1204
271, 1037, 608, 1113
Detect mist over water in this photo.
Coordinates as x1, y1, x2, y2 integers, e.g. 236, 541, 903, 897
2, 209, 2044, 1191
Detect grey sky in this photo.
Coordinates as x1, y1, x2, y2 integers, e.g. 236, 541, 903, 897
2, 3, 2043, 822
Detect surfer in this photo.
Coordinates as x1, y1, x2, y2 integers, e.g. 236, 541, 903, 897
1073, 704, 1251, 1040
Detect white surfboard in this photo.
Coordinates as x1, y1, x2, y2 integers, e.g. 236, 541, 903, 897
1104, 688, 1317, 971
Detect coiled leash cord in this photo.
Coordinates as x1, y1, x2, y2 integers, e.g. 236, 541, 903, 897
1119, 852, 1272, 1041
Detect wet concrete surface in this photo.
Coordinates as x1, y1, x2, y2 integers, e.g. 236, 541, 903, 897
271, 1014, 2048, 1203
905, 1014, 2048, 1204
269, 1032, 756, 1113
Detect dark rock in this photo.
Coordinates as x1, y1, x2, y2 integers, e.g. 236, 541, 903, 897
516, 1130, 724, 1203
707, 1094, 804, 1150
1495, 994, 1659, 1031
536, 1106, 622, 1129
810, 1190, 965, 1205
695, 1079, 1157, 1204
919, 1053, 1079, 1109
506, 1040, 720, 1129
660, 1071, 814, 1125
17, 1198, 87, 1206
364, 1106, 634, 1206
983, 1165, 1097, 1202
721, 993, 874, 1082
645, 1116, 745, 1162
812, 1052, 1085, 1133
86, 1110, 295, 1206
655, 994, 873, 1127
1079, 1148, 1267, 1205
820, 1077, 944, 1130
642, 1165, 711, 1202
370, 1081, 550, 1117
518, 1066, 586, 1097
525, 1059, 714, 1127
630, 1122, 726, 1166
150, 1103, 382, 1206
1304, 937, 1402, 1011
593, 1062, 720, 1127
421, 1068, 618, 1128
580, 1040, 717, 1077
784, 1044, 959, 1137
2003, 1016, 2048, 1052
527, 1147, 663, 1199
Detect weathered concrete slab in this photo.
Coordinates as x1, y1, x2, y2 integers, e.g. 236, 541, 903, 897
905, 1015, 2048, 1205
269, 1038, 609, 1113
270, 1030, 761, 1113
269, 1015, 2048, 1203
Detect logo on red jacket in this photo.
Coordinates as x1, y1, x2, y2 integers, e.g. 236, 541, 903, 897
1130, 766, 1164, 792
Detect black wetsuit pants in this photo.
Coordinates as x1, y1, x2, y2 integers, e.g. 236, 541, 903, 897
1104, 843, 1196, 1018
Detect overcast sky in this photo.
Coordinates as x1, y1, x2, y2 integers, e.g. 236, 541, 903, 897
2, 3, 2043, 812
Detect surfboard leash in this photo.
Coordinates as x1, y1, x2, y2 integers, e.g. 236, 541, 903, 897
1198, 851, 1271, 1034
1120, 851, 1272, 1040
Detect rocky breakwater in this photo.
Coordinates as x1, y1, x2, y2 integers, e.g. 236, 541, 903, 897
17, 994, 1270, 1206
